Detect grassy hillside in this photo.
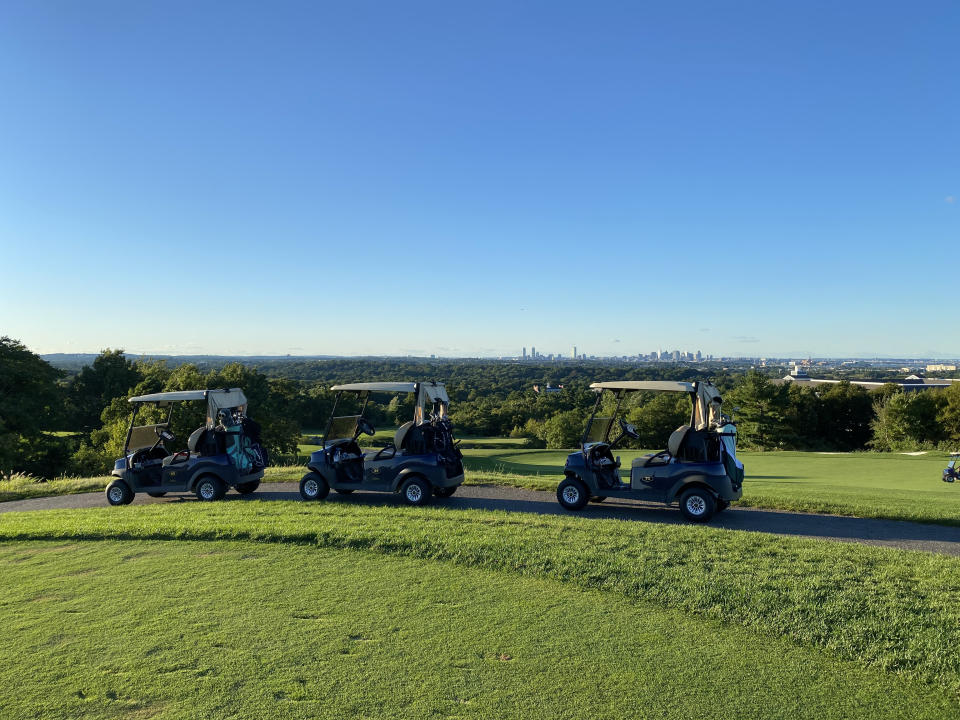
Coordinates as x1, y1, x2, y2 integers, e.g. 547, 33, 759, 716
2, 501, 959, 702
2, 537, 955, 720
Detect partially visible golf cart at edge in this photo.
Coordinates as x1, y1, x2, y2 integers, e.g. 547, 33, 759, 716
556, 381, 744, 522
945, 453, 959, 483
299, 381, 464, 505
105, 388, 268, 505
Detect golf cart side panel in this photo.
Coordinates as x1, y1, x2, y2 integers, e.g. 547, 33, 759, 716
183, 458, 240, 490
663, 468, 741, 504
389, 456, 462, 491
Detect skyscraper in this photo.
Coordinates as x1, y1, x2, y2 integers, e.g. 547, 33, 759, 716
572, 346, 577, 360
522, 347, 527, 359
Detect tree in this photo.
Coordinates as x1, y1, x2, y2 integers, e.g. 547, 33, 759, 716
817, 382, 874, 451
0, 337, 63, 480
870, 390, 947, 451
68, 349, 141, 430
939, 382, 960, 444
540, 410, 584, 449
726, 370, 790, 450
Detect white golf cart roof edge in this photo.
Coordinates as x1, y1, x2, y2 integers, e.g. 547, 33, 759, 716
128, 388, 247, 404
589, 381, 698, 393
330, 382, 446, 393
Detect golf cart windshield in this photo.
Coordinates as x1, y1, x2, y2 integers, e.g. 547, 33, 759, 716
584, 417, 615, 444
325, 415, 360, 445
127, 423, 170, 452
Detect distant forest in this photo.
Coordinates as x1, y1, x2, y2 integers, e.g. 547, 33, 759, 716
2, 339, 959, 480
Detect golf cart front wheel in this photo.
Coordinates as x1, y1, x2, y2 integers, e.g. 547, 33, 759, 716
679, 488, 716, 523
195, 476, 226, 502
400, 476, 432, 506
236, 480, 260, 495
557, 478, 589, 511
106, 480, 134, 506
299, 472, 329, 501
433, 485, 457, 498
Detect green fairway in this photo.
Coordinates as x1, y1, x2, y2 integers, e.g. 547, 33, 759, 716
462, 448, 960, 526
2, 501, 959, 703
1, 538, 955, 720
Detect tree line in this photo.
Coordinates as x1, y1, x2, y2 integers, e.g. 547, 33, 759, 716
2, 337, 959, 480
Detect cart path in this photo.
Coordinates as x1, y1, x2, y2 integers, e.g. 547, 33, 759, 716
3, 483, 960, 557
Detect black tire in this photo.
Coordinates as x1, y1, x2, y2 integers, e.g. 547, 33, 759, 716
589, 495, 608, 503
679, 487, 716, 523
400, 476, 431, 506
557, 477, 589, 511
299, 472, 329, 501
106, 480, 134, 506
146, 491, 167, 498
334, 488, 355, 495
235, 480, 260, 495
433, 485, 457, 498
715, 498, 730, 513
195, 475, 226, 502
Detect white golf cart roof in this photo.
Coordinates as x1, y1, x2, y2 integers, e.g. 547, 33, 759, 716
589, 380, 723, 431
331, 381, 449, 403
128, 388, 248, 406
589, 381, 696, 393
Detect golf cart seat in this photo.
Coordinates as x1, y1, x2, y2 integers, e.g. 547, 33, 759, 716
187, 426, 206, 452
161, 452, 191, 467
394, 421, 415, 452
668, 426, 691, 456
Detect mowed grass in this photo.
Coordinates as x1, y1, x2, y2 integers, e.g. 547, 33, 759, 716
2, 501, 960, 703
463, 449, 960, 526
2, 538, 956, 720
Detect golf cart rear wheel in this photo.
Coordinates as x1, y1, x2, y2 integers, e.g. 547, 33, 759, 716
195, 476, 226, 502
557, 478, 589, 511
433, 485, 457, 498
679, 488, 716, 523
299, 472, 329, 501
236, 480, 260, 495
589, 495, 607, 503
334, 488, 355, 495
106, 480, 134, 506
400, 476, 432, 506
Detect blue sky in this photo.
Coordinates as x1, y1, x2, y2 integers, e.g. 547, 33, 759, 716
1, 1, 957, 358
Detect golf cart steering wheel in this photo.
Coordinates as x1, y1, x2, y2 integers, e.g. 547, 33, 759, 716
356, 418, 376, 437
618, 418, 640, 440
156, 428, 175, 442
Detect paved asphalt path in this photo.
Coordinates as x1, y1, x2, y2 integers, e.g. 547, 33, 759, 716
3, 483, 960, 556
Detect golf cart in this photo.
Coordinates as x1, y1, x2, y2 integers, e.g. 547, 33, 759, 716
945, 453, 959, 483
299, 381, 464, 505
556, 381, 744, 522
105, 388, 268, 505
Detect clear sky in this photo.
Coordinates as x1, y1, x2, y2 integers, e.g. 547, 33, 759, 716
1, 1, 957, 358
